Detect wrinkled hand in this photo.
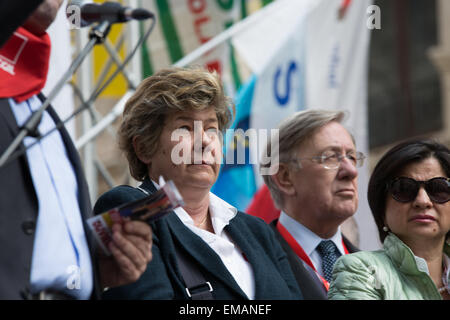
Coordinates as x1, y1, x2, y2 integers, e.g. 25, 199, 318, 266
99, 220, 153, 289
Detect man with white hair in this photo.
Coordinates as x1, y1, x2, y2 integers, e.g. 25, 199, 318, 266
261, 109, 362, 299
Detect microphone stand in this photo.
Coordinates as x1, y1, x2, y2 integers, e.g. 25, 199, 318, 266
0, 20, 111, 168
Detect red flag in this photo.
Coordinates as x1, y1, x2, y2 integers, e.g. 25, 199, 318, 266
246, 184, 280, 223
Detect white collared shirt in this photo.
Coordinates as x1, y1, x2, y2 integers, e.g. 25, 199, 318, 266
151, 181, 255, 299
279, 211, 346, 277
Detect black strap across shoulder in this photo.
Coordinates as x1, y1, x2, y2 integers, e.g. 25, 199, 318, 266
173, 243, 214, 300
135, 186, 214, 300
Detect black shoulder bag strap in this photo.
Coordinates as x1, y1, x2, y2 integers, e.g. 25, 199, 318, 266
136, 186, 214, 300
173, 243, 214, 300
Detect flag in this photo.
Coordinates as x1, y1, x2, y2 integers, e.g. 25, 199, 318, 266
139, 0, 273, 78
212, 0, 316, 209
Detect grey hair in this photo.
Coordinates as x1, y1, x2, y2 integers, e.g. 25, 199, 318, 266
261, 109, 349, 209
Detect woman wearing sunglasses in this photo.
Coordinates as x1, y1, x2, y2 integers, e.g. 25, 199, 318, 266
328, 139, 450, 300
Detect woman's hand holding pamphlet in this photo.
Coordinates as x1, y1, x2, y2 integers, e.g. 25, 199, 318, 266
87, 176, 183, 255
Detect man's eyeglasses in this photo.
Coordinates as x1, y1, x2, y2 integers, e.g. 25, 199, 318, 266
387, 177, 450, 204
292, 151, 366, 170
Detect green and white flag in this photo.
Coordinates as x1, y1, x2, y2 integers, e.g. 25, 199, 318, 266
139, 0, 272, 79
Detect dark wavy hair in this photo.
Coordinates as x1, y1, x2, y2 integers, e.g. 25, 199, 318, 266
367, 139, 450, 242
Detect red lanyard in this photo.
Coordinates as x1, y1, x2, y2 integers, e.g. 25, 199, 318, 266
276, 221, 349, 291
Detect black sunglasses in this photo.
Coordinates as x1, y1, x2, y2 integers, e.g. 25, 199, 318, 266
387, 177, 450, 204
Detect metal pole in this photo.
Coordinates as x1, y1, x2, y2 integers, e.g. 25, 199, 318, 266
77, 27, 97, 202
128, 0, 143, 85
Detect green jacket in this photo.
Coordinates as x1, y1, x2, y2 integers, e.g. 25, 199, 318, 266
328, 233, 450, 300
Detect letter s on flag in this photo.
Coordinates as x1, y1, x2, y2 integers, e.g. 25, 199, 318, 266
273, 61, 298, 106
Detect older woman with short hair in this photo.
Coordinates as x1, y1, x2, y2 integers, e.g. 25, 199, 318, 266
93, 66, 303, 300
328, 139, 450, 300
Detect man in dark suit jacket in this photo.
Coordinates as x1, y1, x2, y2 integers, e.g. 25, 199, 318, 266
269, 219, 359, 299
0, 0, 152, 299
260, 109, 362, 299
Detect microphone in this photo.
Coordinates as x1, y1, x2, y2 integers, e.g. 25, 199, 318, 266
67, 1, 153, 27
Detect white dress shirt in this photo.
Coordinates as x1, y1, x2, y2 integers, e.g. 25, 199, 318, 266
279, 211, 346, 277
151, 180, 255, 299
9, 96, 93, 299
